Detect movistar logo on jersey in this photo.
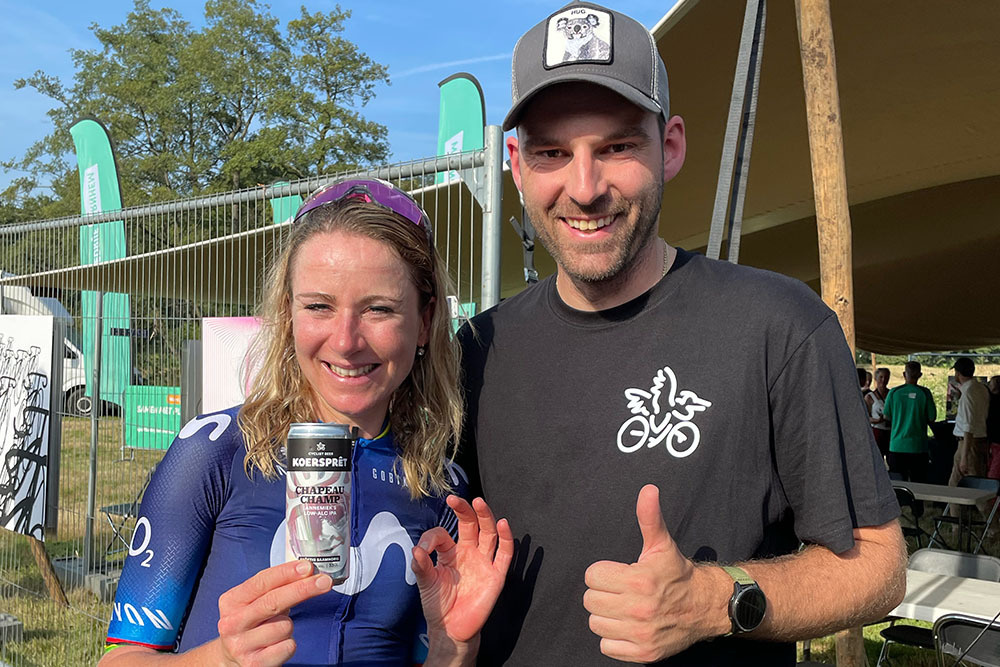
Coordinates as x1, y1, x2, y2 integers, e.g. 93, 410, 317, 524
270, 511, 416, 594
178, 413, 232, 441
111, 601, 174, 631
616, 364, 712, 458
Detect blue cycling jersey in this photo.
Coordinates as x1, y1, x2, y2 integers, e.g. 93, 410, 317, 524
107, 406, 466, 665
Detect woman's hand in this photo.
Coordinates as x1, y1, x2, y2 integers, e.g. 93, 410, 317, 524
215, 560, 333, 666
412, 496, 514, 645
99, 561, 332, 666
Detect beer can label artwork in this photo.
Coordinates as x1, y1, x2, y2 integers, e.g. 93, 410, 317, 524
285, 423, 356, 582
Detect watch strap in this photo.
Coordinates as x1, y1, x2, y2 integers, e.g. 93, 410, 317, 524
722, 565, 755, 586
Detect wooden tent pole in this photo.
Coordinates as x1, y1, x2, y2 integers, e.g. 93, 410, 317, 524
795, 0, 855, 350
28, 536, 69, 607
794, 0, 864, 665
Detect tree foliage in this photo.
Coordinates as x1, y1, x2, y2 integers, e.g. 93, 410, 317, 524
1, 0, 390, 212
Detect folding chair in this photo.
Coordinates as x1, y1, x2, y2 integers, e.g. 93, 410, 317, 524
895, 486, 931, 549
929, 477, 1000, 555
100, 464, 157, 557
933, 613, 1000, 666
877, 549, 1000, 666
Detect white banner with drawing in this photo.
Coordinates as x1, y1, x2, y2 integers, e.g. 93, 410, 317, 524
0, 315, 53, 540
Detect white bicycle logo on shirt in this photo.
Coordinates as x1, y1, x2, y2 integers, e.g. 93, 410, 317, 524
616, 366, 712, 458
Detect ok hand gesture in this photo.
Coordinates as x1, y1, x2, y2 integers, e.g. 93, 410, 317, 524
412, 496, 514, 644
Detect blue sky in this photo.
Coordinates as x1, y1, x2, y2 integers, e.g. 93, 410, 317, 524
0, 0, 677, 195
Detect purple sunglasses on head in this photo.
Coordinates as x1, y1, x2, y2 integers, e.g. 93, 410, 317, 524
293, 178, 432, 241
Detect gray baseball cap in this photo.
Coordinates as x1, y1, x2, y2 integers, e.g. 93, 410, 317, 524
503, 1, 670, 131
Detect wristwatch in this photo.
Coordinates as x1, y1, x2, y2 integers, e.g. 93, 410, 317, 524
722, 566, 767, 634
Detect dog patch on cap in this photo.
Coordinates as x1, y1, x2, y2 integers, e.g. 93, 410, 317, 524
544, 6, 613, 68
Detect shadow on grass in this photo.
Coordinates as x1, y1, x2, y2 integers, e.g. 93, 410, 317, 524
22, 628, 57, 642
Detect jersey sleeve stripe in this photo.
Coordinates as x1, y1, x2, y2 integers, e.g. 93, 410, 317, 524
106, 636, 175, 651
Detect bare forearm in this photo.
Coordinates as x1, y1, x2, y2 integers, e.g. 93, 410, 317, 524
100, 639, 226, 666
694, 520, 907, 642
423, 634, 479, 667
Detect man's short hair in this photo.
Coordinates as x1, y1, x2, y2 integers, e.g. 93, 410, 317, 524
903, 361, 922, 377
953, 356, 975, 378
875, 367, 890, 379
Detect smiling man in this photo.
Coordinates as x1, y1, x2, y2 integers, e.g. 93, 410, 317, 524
457, 2, 906, 665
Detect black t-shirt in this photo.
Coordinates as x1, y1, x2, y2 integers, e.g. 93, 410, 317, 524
987, 392, 1000, 443
459, 249, 898, 666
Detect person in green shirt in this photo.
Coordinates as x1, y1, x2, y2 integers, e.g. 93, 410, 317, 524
883, 361, 936, 482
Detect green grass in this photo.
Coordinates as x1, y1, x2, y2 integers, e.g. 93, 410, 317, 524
1, 416, 167, 666
0, 578, 108, 667
798, 621, 937, 665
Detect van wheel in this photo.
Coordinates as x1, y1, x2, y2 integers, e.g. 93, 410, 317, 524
65, 387, 93, 417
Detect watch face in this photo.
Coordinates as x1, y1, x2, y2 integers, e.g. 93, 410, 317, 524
733, 586, 767, 632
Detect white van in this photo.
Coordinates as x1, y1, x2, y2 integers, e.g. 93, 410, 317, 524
0, 280, 94, 416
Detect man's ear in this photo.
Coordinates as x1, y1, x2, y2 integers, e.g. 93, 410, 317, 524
662, 116, 686, 184
507, 134, 523, 193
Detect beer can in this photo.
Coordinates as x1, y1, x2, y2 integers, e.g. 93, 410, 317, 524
285, 423, 356, 583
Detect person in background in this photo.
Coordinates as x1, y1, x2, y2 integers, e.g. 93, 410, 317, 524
864, 370, 874, 398
101, 179, 512, 667
866, 367, 892, 460
948, 356, 990, 484
458, 3, 905, 665
947, 356, 991, 521
883, 361, 935, 482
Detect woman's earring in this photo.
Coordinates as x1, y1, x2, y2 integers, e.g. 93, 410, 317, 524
417, 346, 426, 357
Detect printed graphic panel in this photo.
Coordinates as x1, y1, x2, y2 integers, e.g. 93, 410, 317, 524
0, 315, 54, 540
124, 386, 182, 450
202, 317, 263, 414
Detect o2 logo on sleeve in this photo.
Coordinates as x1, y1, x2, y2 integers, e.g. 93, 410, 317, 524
129, 517, 156, 568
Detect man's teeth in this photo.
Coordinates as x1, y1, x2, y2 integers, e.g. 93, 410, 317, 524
329, 363, 375, 377
565, 215, 614, 231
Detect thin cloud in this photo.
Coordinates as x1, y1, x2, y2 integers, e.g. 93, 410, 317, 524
393, 53, 511, 79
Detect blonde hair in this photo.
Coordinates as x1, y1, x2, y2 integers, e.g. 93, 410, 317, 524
238, 199, 463, 499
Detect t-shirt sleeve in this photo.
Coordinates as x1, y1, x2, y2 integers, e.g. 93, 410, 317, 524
768, 315, 900, 554
106, 412, 236, 650
924, 387, 937, 422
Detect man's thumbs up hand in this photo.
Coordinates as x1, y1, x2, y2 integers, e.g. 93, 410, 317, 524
583, 484, 728, 663
636, 483, 678, 562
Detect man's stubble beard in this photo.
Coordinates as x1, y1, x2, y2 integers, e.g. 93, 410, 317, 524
525, 179, 664, 288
